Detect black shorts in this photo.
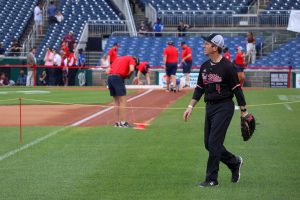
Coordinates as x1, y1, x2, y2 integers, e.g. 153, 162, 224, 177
107, 75, 126, 97
182, 60, 192, 73
134, 69, 147, 76
235, 64, 245, 72
166, 62, 178, 76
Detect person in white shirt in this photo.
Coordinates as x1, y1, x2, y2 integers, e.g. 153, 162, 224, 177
53, 49, 62, 85
34, 3, 43, 35
55, 11, 64, 23
100, 54, 110, 73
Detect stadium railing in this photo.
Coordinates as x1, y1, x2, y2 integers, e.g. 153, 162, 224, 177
22, 1, 49, 57
111, 0, 137, 36
158, 10, 290, 27
145, 3, 157, 27
88, 20, 129, 36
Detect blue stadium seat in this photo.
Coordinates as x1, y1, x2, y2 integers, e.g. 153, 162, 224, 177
0, 0, 39, 52
250, 36, 300, 68
138, 0, 253, 14
37, 0, 121, 58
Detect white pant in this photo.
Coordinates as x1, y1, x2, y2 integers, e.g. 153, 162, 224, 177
26, 70, 34, 86
246, 43, 256, 64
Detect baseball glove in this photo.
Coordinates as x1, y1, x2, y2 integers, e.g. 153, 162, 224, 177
241, 114, 256, 141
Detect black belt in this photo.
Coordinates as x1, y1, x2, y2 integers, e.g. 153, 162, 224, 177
206, 98, 231, 105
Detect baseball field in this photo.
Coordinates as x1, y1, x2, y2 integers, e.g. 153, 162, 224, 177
0, 86, 299, 200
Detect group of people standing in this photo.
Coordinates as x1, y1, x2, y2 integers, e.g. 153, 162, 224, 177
102, 39, 194, 128
163, 41, 193, 92
26, 31, 85, 86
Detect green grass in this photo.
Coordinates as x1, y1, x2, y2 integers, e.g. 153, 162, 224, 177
0, 88, 300, 200
0, 86, 135, 105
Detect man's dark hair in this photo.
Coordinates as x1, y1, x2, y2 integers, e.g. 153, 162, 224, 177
211, 44, 223, 54
217, 47, 223, 54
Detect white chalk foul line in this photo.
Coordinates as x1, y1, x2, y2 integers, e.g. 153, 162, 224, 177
277, 95, 293, 111
0, 89, 153, 162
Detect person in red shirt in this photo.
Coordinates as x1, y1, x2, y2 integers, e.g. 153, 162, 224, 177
235, 46, 246, 87
62, 31, 76, 51
108, 43, 119, 65
223, 47, 231, 62
107, 55, 140, 128
61, 41, 69, 58
163, 41, 179, 92
180, 41, 193, 88
0, 72, 9, 86
132, 61, 151, 85
67, 50, 77, 86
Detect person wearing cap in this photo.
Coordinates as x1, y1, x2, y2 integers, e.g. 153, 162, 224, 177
163, 41, 179, 92
107, 55, 140, 128
180, 41, 193, 88
108, 43, 120, 65
183, 33, 249, 187
132, 61, 151, 85
235, 46, 247, 87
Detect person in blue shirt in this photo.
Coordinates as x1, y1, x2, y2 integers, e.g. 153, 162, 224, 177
77, 49, 86, 67
16, 69, 27, 86
47, 1, 57, 24
153, 18, 164, 37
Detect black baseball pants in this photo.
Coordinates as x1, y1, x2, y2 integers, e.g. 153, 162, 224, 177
204, 99, 239, 182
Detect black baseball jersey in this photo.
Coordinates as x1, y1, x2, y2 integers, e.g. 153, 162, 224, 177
192, 57, 246, 106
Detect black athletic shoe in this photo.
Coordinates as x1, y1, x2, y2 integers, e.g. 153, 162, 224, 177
197, 180, 218, 187
114, 122, 121, 127
120, 121, 132, 128
231, 156, 243, 183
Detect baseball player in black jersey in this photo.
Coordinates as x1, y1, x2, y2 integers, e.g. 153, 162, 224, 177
183, 33, 249, 187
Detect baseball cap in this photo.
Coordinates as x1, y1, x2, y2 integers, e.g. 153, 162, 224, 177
167, 41, 174, 45
201, 33, 224, 48
113, 42, 120, 47
180, 41, 186, 46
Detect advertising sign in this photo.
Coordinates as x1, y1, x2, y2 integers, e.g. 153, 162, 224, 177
270, 72, 288, 88
295, 73, 300, 88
